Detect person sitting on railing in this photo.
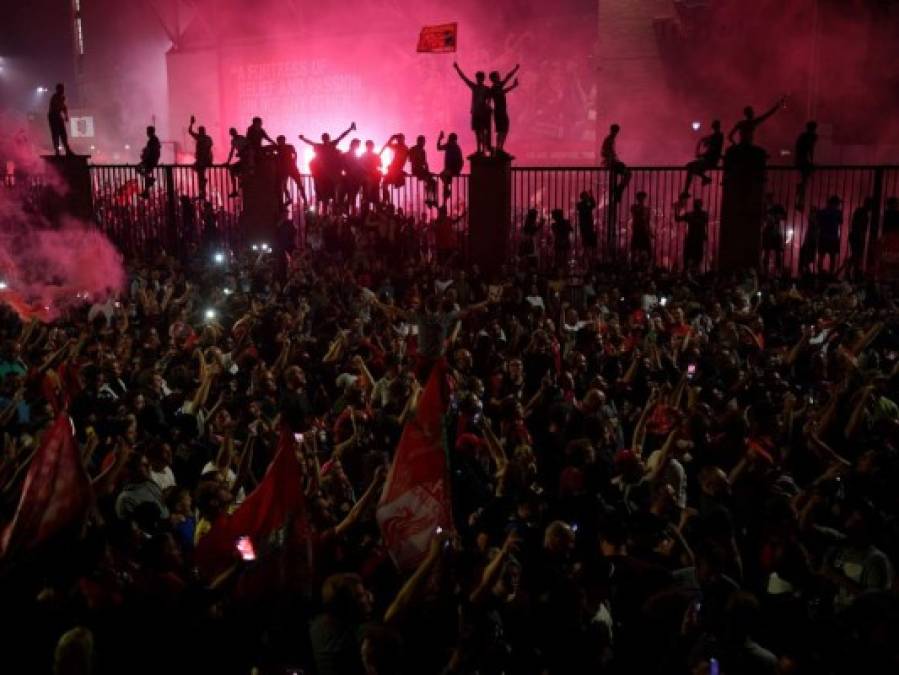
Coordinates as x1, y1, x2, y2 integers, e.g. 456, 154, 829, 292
601, 124, 630, 202
380, 134, 409, 205
408, 135, 438, 209
137, 126, 161, 199
683, 120, 723, 196
437, 131, 464, 206
188, 115, 213, 201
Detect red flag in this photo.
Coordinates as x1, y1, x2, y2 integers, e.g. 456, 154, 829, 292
114, 178, 140, 205
1, 414, 92, 558
377, 358, 453, 571
195, 427, 309, 580
417, 23, 458, 53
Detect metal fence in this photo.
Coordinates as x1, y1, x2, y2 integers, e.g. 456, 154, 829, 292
511, 167, 723, 272
510, 165, 899, 275
88, 164, 470, 256
68, 163, 899, 273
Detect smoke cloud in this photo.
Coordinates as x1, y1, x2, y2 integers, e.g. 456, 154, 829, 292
0, 134, 125, 322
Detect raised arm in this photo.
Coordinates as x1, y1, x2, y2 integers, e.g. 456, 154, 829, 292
297, 134, 315, 147
437, 131, 447, 151
333, 122, 356, 146
453, 62, 475, 88
188, 116, 198, 140
503, 79, 520, 95
756, 96, 786, 125
384, 530, 449, 626
501, 64, 520, 86
379, 134, 398, 156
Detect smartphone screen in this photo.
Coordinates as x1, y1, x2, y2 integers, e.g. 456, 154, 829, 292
236, 536, 256, 561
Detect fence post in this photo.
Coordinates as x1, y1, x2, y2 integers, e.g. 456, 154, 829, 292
468, 155, 512, 276
164, 165, 177, 254
604, 166, 616, 262
867, 166, 885, 276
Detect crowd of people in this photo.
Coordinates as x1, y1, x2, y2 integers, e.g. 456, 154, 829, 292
2, 227, 899, 674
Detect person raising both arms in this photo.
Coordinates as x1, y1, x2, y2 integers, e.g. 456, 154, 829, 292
453, 61, 492, 156
489, 64, 520, 156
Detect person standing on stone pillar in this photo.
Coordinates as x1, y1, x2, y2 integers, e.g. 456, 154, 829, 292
453, 62, 492, 156
48, 84, 74, 156
489, 65, 520, 157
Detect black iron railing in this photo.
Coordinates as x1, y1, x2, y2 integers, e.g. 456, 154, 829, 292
87, 164, 470, 256
11, 162, 897, 274
510, 165, 899, 275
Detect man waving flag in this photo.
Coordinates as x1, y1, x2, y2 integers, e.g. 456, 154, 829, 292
377, 358, 453, 571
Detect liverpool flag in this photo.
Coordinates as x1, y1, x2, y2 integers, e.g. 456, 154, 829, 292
1, 414, 92, 559
417, 23, 458, 53
195, 427, 309, 581
377, 358, 453, 571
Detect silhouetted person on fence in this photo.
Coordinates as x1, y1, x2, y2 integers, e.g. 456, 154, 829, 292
437, 131, 464, 205
879, 197, 899, 279
340, 139, 363, 212
795, 121, 818, 211
684, 120, 723, 194
137, 126, 160, 199
675, 198, 708, 271
201, 200, 219, 253
489, 65, 520, 156
48, 83, 73, 156
728, 97, 786, 147
226, 127, 248, 198
275, 135, 307, 206
631, 191, 653, 264
188, 115, 213, 200
246, 117, 275, 172
299, 122, 355, 212
360, 140, 382, 213
847, 197, 873, 280
799, 207, 819, 276
817, 195, 843, 275
453, 62, 492, 156
761, 194, 787, 275
409, 135, 438, 208
519, 208, 542, 264
601, 124, 630, 202
179, 196, 197, 244
577, 190, 597, 258
551, 209, 573, 268
380, 134, 409, 204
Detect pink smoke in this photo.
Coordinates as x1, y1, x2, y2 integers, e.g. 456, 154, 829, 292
0, 138, 125, 322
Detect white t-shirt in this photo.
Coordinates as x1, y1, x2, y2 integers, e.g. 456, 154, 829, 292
150, 466, 176, 492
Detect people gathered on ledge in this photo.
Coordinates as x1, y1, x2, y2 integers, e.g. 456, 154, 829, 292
1, 237, 899, 675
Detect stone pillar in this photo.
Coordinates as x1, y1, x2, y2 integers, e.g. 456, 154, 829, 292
719, 145, 767, 271
39, 155, 94, 225
467, 155, 512, 277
